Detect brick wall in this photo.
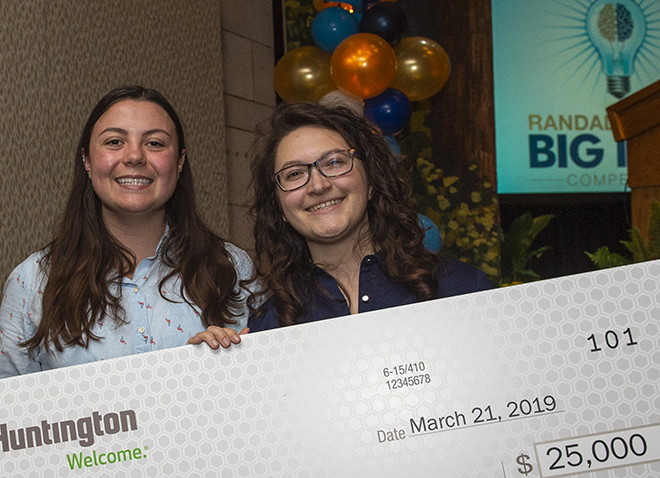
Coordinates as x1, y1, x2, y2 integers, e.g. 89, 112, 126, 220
221, 0, 277, 253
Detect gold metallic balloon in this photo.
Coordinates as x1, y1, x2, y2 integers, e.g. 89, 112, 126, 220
273, 46, 336, 103
390, 36, 451, 102
330, 33, 396, 99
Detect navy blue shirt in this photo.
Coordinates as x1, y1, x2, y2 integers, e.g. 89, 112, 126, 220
248, 252, 493, 332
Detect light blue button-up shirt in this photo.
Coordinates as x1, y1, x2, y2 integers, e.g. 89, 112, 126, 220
0, 238, 255, 377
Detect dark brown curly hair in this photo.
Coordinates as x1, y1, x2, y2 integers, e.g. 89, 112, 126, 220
251, 102, 442, 326
24, 85, 241, 354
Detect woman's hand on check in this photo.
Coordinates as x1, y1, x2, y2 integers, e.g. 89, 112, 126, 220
187, 326, 249, 349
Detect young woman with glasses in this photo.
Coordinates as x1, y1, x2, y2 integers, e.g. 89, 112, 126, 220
191, 101, 492, 346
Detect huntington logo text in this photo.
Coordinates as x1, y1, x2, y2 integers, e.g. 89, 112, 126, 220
0, 409, 137, 452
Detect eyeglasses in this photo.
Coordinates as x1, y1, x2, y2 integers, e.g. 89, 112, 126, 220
272, 149, 357, 192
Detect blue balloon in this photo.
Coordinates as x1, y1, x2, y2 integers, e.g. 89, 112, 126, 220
363, 88, 412, 135
312, 7, 360, 53
359, 2, 407, 46
418, 214, 442, 252
384, 135, 401, 155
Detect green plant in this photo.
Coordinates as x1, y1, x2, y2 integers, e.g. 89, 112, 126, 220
586, 201, 660, 269
500, 212, 554, 285
404, 104, 500, 284
411, 155, 500, 282
284, 0, 315, 51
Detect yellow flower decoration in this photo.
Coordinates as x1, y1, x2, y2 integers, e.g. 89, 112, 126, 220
437, 197, 451, 211
443, 176, 458, 187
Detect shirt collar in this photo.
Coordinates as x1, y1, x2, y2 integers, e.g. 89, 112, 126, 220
154, 224, 171, 259
311, 249, 386, 277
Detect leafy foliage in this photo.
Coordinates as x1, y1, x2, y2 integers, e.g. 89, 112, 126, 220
285, 0, 315, 51
586, 201, 660, 269
500, 212, 554, 285
585, 247, 632, 269
404, 104, 500, 284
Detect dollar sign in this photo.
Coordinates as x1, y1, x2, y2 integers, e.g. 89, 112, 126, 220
516, 453, 533, 476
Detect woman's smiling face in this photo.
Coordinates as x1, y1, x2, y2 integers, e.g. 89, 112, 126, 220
274, 126, 371, 248
85, 99, 184, 225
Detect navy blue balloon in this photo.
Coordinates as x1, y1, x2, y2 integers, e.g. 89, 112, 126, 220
312, 7, 360, 53
418, 214, 442, 253
359, 2, 407, 45
363, 88, 412, 135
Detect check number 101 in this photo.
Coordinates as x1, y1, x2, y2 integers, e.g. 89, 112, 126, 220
587, 328, 637, 353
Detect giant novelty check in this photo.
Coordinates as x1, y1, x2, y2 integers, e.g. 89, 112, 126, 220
1, 261, 659, 477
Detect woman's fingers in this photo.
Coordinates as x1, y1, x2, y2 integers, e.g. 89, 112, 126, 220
187, 326, 247, 349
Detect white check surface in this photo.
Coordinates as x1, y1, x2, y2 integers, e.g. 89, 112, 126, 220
1, 261, 659, 477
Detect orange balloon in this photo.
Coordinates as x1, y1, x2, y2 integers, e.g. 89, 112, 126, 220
314, 0, 339, 11
314, 0, 358, 12
330, 33, 396, 99
390, 36, 451, 102
273, 47, 336, 102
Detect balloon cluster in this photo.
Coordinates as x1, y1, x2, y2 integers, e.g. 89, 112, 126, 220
274, 0, 451, 138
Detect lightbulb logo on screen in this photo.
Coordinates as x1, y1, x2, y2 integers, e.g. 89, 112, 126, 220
588, 1, 646, 98
493, 0, 660, 194
556, 0, 658, 99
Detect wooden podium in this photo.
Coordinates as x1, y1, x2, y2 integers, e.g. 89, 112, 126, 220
607, 79, 660, 240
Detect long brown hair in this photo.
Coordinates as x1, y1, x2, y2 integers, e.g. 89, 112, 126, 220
251, 102, 441, 326
24, 85, 240, 354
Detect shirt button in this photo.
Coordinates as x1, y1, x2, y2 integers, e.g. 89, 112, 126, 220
138, 326, 146, 334
361, 295, 370, 302
133, 287, 139, 293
